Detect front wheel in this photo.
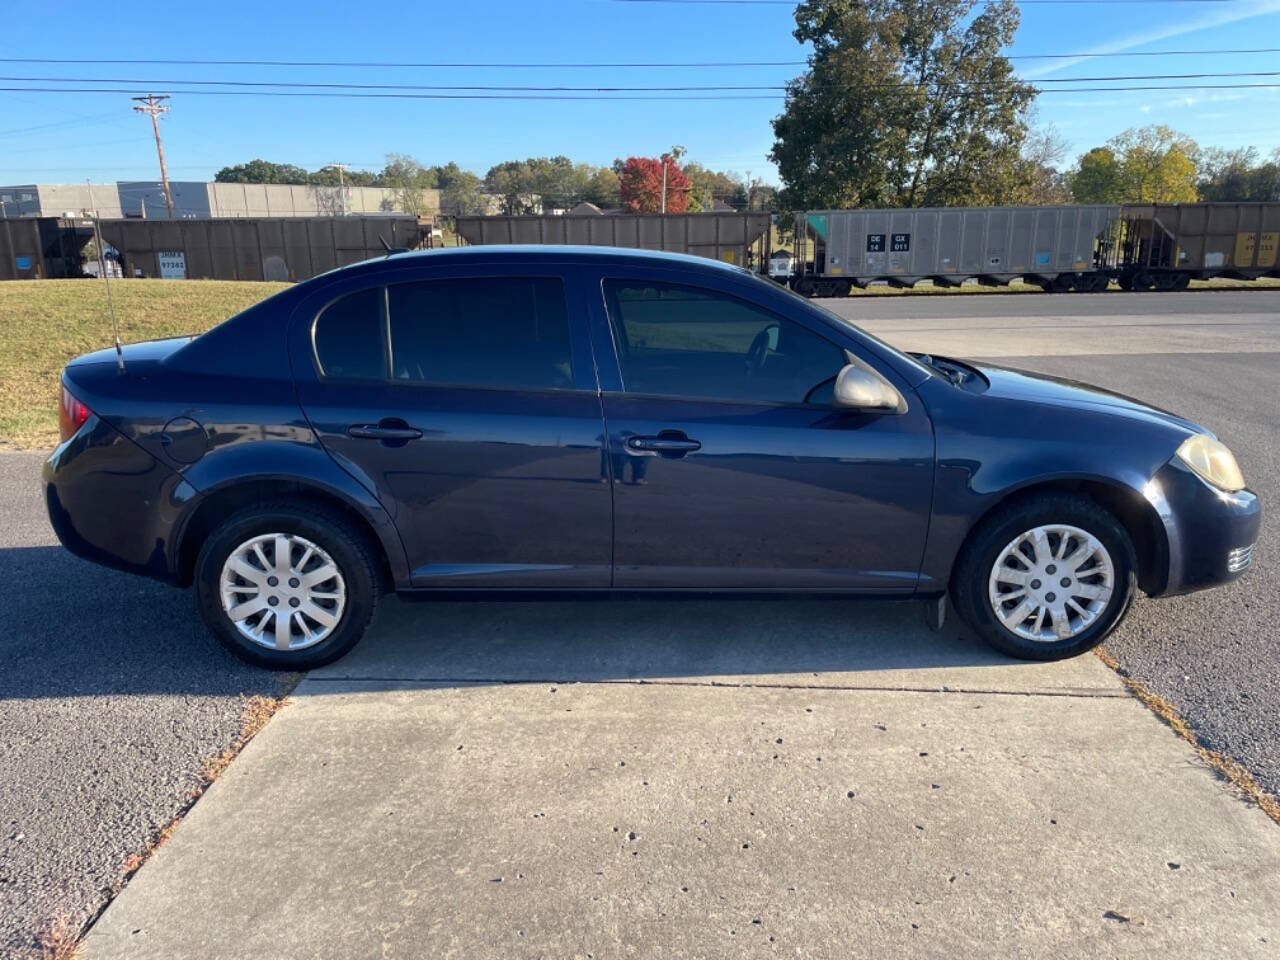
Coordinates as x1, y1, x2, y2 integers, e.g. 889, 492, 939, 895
951, 495, 1137, 661
195, 501, 381, 669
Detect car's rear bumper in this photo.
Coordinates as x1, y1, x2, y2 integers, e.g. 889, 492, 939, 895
43, 416, 198, 585
1146, 458, 1261, 597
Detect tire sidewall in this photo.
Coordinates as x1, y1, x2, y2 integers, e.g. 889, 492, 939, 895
956, 497, 1137, 660
195, 505, 377, 669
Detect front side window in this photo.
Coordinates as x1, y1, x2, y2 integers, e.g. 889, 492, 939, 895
313, 287, 386, 380
388, 277, 573, 390
603, 280, 845, 405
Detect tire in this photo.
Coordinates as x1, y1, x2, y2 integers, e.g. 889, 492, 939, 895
195, 500, 381, 670
951, 494, 1137, 661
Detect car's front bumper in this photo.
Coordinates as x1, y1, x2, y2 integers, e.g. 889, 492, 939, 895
1145, 458, 1261, 597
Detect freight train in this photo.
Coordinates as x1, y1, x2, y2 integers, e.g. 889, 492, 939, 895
787, 202, 1280, 296
6, 203, 1277, 293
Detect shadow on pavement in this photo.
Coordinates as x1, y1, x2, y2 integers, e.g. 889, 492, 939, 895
0, 544, 1054, 699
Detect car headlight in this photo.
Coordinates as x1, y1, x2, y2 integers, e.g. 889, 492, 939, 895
1176, 434, 1245, 492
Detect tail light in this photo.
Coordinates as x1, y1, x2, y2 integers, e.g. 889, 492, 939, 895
59, 385, 91, 442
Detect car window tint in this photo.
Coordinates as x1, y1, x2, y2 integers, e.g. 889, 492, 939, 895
603, 280, 844, 405
313, 288, 386, 380
388, 277, 573, 390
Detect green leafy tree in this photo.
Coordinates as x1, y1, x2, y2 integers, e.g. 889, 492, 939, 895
1069, 147, 1125, 204
771, 0, 1034, 209
684, 163, 746, 211
584, 167, 622, 208
379, 153, 439, 215
1070, 126, 1201, 204
1110, 125, 1199, 203
214, 159, 312, 184
435, 163, 486, 216
1198, 146, 1280, 202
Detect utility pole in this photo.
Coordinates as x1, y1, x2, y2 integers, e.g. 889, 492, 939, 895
660, 157, 668, 215
326, 163, 350, 216
132, 94, 174, 218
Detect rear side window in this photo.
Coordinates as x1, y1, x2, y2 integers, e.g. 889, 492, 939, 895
313, 288, 386, 380
388, 277, 573, 390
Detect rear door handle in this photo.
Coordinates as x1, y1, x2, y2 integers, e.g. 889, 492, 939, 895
347, 421, 423, 442
626, 435, 701, 454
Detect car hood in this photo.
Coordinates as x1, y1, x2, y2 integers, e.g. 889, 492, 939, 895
973, 361, 1209, 437
67, 336, 194, 369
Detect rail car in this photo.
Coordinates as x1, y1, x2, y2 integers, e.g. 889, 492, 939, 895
789, 202, 1280, 296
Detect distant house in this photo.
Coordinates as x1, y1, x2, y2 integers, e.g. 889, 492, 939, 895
709, 199, 737, 212
569, 202, 604, 216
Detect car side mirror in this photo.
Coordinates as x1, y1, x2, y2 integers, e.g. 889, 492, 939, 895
832, 362, 904, 413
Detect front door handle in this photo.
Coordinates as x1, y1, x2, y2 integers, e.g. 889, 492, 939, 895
347, 420, 423, 442
626, 434, 701, 454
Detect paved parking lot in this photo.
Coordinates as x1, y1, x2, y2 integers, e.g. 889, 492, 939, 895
2, 288, 1276, 956
840, 289, 1280, 800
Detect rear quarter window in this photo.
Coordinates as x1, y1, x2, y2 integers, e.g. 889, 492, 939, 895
313, 288, 386, 380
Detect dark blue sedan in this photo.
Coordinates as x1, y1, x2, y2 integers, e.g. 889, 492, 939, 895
44, 247, 1260, 668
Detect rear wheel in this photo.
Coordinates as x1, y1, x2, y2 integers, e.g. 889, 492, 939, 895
951, 495, 1137, 660
195, 501, 380, 669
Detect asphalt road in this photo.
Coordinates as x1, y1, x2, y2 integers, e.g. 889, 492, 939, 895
834, 289, 1280, 799
1, 287, 1276, 954
0, 454, 289, 957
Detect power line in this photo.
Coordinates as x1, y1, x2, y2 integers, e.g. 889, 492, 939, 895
4, 70, 1279, 92
3, 82, 1279, 100
612, 0, 1239, 4
2, 47, 1278, 69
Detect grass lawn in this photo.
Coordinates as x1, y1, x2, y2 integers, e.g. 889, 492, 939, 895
3, 272, 1276, 450
0, 279, 288, 449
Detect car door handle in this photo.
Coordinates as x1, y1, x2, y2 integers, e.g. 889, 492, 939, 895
347, 422, 423, 441
626, 435, 701, 454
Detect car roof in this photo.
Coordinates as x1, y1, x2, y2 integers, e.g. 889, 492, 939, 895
340, 243, 752, 278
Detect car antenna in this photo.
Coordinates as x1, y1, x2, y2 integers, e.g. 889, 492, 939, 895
378, 234, 409, 257
87, 181, 125, 374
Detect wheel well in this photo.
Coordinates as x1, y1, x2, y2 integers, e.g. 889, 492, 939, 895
955, 479, 1167, 596
176, 479, 394, 588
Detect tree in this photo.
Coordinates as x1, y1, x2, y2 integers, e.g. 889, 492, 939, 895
375, 153, 439, 216
1069, 126, 1200, 204
683, 162, 746, 211
1198, 146, 1280, 202
584, 167, 621, 208
1069, 147, 1125, 204
214, 159, 311, 184
618, 153, 692, 213
435, 163, 486, 216
770, 0, 1034, 209
1109, 125, 1199, 203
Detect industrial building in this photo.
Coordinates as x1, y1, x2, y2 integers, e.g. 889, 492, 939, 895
0, 181, 438, 220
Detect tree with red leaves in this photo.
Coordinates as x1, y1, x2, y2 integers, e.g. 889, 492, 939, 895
618, 153, 692, 213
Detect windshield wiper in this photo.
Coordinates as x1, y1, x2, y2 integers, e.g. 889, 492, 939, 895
913, 353, 964, 386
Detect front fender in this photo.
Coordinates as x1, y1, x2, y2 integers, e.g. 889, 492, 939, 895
917, 379, 1183, 593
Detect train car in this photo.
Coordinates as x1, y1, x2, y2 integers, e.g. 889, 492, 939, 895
0, 217, 95, 281
453, 211, 772, 270
1114, 203, 1280, 290
791, 205, 1119, 296
96, 216, 423, 282
790, 202, 1280, 296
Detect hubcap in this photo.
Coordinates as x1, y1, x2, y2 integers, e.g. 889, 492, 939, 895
987, 524, 1114, 643
219, 533, 346, 652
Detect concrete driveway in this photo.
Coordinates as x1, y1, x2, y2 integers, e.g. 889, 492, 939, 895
82, 599, 1280, 959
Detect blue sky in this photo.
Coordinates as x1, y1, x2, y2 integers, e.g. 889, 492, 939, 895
2, 0, 1279, 187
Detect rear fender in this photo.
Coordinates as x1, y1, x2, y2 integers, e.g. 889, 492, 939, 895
174, 439, 411, 587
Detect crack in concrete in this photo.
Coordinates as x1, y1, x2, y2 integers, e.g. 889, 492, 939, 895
303, 675, 1127, 699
